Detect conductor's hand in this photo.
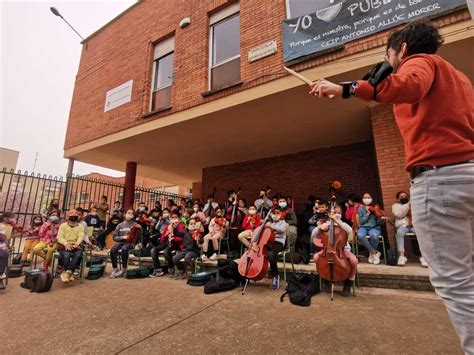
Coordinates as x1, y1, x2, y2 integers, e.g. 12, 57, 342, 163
309, 79, 342, 99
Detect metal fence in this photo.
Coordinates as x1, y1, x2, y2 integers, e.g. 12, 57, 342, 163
0, 168, 190, 250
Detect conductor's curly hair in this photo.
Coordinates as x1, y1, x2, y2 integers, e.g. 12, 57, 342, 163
387, 18, 444, 56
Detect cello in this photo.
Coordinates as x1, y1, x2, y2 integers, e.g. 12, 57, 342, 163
316, 198, 351, 300
238, 210, 275, 294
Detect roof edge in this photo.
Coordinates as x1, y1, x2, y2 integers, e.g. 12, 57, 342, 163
81, 1, 141, 44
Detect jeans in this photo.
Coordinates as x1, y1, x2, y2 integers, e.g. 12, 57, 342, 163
151, 243, 168, 269
0, 249, 9, 274
163, 245, 180, 269
267, 242, 285, 278
173, 251, 199, 271
357, 227, 381, 253
411, 162, 474, 354
59, 249, 82, 271
109, 243, 134, 269
395, 226, 415, 253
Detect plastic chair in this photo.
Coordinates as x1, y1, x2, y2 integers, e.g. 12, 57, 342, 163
51, 247, 88, 284
278, 224, 295, 285
218, 227, 232, 255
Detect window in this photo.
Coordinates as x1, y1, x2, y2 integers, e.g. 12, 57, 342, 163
285, 0, 327, 19
134, 191, 141, 203
79, 192, 90, 203
209, 3, 240, 91
151, 37, 174, 112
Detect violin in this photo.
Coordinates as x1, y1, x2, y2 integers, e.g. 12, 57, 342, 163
367, 204, 392, 224
316, 202, 351, 300
214, 216, 227, 227
238, 211, 275, 294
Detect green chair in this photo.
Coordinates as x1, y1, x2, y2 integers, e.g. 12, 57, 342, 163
51, 248, 88, 284
278, 224, 295, 285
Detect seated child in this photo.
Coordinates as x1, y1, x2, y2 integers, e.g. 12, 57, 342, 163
313, 206, 358, 297
264, 207, 287, 291
84, 206, 102, 229
32, 211, 61, 272
172, 218, 203, 278
238, 205, 262, 248
57, 209, 85, 283
158, 211, 186, 276
109, 209, 142, 278
201, 208, 227, 260
20, 215, 43, 265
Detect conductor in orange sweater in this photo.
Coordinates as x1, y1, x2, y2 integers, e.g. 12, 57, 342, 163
309, 19, 473, 354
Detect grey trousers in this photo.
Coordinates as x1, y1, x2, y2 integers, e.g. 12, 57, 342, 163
411, 162, 474, 354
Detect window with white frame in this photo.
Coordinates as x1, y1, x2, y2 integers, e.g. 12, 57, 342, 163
285, 0, 328, 19
209, 3, 240, 91
151, 36, 174, 112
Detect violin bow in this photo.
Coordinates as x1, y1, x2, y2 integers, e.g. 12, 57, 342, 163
284, 66, 335, 99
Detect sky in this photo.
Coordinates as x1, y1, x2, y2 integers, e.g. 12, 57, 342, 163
1, 0, 137, 178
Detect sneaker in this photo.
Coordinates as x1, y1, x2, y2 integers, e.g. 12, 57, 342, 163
0, 280, 5, 290
368, 253, 374, 264
201, 255, 208, 261
270, 275, 280, 290
209, 253, 217, 260
397, 255, 408, 266
168, 268, 175, 278
114, 269, 125, 278
149, 269, 163, 278
73, 270, 80, 277
373, 251, 381, 265
342, 279, 352, 297
420, 257, 428, 268
60, 272, 70, 283
110, 268, 119, 278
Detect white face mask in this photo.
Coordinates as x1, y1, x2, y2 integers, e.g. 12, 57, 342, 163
363, 198, 372, 205
193, 207, 199, 212
171, 218, 179, 224
271, 214, 280, 222
334, 214, 342, 219
279, 202, 287, 208
162, 213, 170, 218
188, 225, 196, 231
248, 209, 257, 215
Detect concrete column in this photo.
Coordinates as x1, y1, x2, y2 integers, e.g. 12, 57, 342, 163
123, 162, 137, 210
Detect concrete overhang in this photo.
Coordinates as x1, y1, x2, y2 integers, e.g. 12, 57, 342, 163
64, 20, 474, 187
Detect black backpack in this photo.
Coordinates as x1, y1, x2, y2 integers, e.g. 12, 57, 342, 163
86, 255, 105, 267
31, 271, 54, 293
7, 264, 23, 278
86, 265, 105, 280
280, 273, 320, 307
204, 272, 236, 294
187, 270, 217, 286
21, 269, 43, 289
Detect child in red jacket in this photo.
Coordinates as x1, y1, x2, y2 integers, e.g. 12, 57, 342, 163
238, 205, 262, 248
158, 211, 185, 276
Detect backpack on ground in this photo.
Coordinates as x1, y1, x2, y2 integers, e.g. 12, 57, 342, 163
20, 269, 43, 289
187, 270, 217, 286
280, 273, 320, 307
31, 271, 54, 293
203, 272, 236, 294
86, 255, 105, 267
86, 264, 105, 280
126, 266, 153, 279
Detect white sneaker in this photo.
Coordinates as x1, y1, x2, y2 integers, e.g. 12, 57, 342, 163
110, 268, 119, 278
397, 256, 408, 266
420, 257, 428, 268
368, 253, 374, 264
209, 253, 217, 260
373, 252, 381, 265
115, 269, 125, 278
201, 255, 208, 261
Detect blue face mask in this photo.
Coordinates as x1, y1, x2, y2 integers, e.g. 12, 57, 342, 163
49, 216, 60, 223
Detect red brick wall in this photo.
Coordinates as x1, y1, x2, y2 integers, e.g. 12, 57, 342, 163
65, 0, 470, 149
370, 104, 411, 247
201, 142, 381, 214
192, 181, 202, 201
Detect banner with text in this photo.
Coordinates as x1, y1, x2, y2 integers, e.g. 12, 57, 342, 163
282, 0, 467, 62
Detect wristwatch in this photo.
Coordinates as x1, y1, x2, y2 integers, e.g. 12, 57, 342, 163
340, 81, 357, 99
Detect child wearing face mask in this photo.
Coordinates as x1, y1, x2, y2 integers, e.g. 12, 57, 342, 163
181, 209, 192, 227
238, 205, 262, 248
57, 209, 85, 283
109, 209, 142, 278
277, 197, 298, 246
201, 208, 228, 260
172, 218, 203, 278
149, 208, 172, 277
356, 193, 387, 265
308, 202, 329, 253
33, 211, 61, 272
20, 215, 43, 264
157, 211, 186, 276
191, 204, 207, 226
264, 207, 287, 291
313, 206, 358, 297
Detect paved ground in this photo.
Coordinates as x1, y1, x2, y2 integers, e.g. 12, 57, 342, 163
0, 273, 461, 355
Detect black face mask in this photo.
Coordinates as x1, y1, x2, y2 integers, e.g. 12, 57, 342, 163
34, 221, 42, 226
400, 198, 409, 205
68, 215, 79, 222
52, 204, 59, 208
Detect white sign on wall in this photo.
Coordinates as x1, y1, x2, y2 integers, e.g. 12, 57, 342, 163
104, 80, 133, 112
248, 40, 277, 62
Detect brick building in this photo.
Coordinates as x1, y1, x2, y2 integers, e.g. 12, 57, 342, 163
63, 0, 473, 244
